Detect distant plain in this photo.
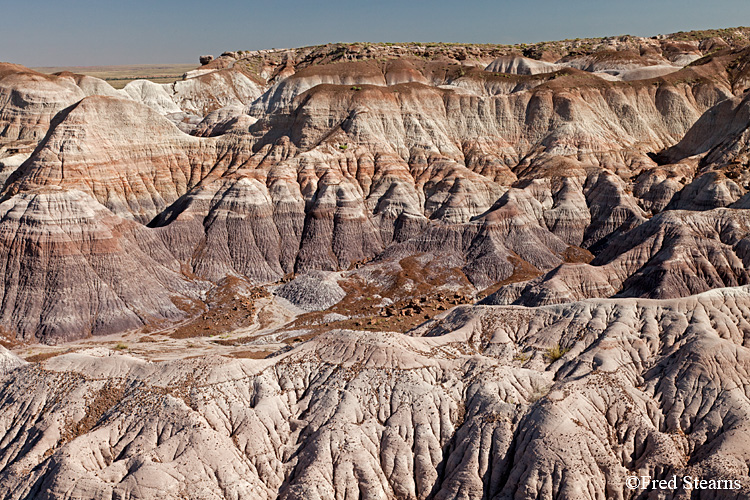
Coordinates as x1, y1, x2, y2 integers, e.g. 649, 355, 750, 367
32, 63, 197, 88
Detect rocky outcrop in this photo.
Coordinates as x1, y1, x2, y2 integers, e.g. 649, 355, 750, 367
7, 96, 227, 223
54, 72, 128, 99
274, 271, 345, 311
2, 25, 750, 500
485, 55, 563, 75
222, 28, 750, 86
0, 64, 85, 142
2, 288, 750, 498
0, 345, 24, 375
123, 79, 183, 114
485, 208, 750, 305
168, 67, 265, 115
0, 33, 749, 341
484, 53, 682, 82
0, 189, 205, 342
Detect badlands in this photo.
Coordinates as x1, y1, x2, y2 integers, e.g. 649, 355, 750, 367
1, 27, 750, 498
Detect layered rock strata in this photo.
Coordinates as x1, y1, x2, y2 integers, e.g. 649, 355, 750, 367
1, 32, 750, 341
1, 288, 749, 498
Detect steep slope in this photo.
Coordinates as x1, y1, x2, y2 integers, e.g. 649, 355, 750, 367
3, 25, 750, 500
7, 96, 232, 224
1, 33, 750, 340
1, 288, 750, 498
0, 47, 741, 341
485, 55, 563, 75
167, 66, 265, 115
0, 189, 205, 342
0, 64, 85, 143
484, 208, 750, 305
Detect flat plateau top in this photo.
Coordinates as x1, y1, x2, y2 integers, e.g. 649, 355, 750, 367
31, 63, 197, 88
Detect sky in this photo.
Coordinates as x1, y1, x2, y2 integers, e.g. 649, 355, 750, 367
2, 0, 750, 67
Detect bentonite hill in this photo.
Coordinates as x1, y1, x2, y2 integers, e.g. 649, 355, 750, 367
2, 27, 750, 499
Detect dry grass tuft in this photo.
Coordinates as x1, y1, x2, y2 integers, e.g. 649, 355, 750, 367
544, 344, 570, 362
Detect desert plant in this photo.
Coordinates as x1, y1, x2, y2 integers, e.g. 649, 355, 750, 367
513, 352, 530, 362
114, 342, 128, 350
339, 144, 348, 150
544, 344, 570, 362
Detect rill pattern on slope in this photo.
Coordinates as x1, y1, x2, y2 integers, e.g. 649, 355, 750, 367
0, 288, 750, 498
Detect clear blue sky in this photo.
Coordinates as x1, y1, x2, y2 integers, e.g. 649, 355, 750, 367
3, 0, 749, 67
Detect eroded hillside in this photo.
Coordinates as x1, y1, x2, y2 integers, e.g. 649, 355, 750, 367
1, 27, 750, 500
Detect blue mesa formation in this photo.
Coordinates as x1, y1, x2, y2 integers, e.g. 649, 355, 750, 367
1, 28, 750, 499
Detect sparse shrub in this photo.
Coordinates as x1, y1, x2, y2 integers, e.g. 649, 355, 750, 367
114, 342, 128, 350
544, 344, 570, 362
339, 144, 348, 150
351, 86, 362, 91
513, 352, 530, 362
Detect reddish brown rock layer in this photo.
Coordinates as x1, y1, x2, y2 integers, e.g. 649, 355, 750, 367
2, 34, 750, 341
